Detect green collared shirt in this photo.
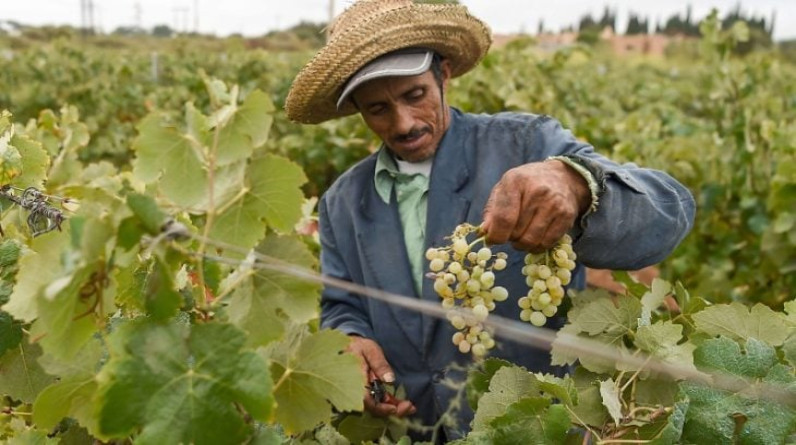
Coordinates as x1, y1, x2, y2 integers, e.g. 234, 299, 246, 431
374, 148, 430, 296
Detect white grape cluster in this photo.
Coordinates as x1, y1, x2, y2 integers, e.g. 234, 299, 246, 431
426, 223, 509, 357
518, 234, 577, 327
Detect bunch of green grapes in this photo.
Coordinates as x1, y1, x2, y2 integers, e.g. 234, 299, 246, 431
518, 234, 577, 327
426, 223, 509, 357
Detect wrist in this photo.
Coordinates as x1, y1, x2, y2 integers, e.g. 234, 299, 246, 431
546, 157, 596, 216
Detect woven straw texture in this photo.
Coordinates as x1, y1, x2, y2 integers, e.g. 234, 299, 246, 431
285, 0, 492, 124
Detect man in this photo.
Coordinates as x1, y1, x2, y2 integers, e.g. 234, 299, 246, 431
285, 0, 695, 441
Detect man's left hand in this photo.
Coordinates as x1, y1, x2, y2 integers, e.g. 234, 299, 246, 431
481, 160, 590, 252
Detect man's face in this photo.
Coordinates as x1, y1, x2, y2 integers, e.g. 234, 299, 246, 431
351, 61, 451, 163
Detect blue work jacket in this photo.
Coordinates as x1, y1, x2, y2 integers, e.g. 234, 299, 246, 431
318, 108, 695, 440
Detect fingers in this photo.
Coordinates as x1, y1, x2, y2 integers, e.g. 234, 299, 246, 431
347, 335, 395, 383
364, 390, 417, 418
347, 336, 416, 418
483, 162, 585, 251
482, 171, 522, 245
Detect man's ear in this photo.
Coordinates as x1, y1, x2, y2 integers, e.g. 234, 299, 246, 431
441, 59, 452, 91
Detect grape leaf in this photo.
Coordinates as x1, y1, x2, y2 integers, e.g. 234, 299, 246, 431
639, 279, 672, 326
693, 302, 789, 346
0, 311, 23, 356
208, 154, 307, 250
635, 321, 696, 374
336, 412, 405, 444
131, 113, 208, 209
126, 193, 168, 235
599, 378, 623, 426
0, 122, 23, 184
96, 321, 272, 444
269, 329, 364, 434
571, 295, 641, 336
611, 270, 649, 297
648, 399, 689, 445
33, 378, 100, 437
11, 134, 50, 189
535, 373, 578, 407
679, 337, 796, 444
3, 231, 70, 322
0, 341, 56, 403
215, 89, 275, 165
466, 358, 513, 411
551, 323, 633, 374
487, 398, 570, 445
471, 366, 540, 430
225, 235, 320, 346
5, 428, 59, 445
29, 250, 115, 361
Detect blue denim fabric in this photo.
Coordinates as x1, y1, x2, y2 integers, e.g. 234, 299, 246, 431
318, 108, 695, 440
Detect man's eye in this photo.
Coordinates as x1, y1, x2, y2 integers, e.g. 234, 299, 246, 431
368, 106, 386, 115
407, 88, 425, 100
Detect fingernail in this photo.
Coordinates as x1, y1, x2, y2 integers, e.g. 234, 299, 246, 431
382, 372, 395, 383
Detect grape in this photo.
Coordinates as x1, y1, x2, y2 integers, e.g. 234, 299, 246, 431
542, 305, 558, 317
491, 286, 508, 301
452, 332, 465, 345
537, 265, 552, 279
480, 271, 495, 287
451, 315, 466, 330
472, 304, 489, 322
529, 311, 547, 326
537, 292, 552, 306
472, 343, 487, 357
448, 261, 463, 274
428, 223, 502, 357
453, 238, 469, 256
519, 234, 577, 329
477, 247, 492, 262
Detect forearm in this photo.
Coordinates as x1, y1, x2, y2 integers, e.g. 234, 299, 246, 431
570, 162, 695, 269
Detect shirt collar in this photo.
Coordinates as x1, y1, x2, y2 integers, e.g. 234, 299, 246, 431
373, 146, 434, 204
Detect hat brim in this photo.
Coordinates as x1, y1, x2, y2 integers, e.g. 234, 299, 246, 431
285, 3, 492, 124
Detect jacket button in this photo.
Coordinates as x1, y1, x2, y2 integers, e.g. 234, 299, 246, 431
432, 370, 445, 383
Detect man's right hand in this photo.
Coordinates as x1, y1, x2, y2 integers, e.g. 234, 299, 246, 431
347, 335, 416, 418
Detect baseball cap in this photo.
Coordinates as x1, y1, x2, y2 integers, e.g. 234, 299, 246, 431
336, 49, 434, 110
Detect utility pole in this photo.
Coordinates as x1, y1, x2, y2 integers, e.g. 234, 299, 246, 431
134, 1, 143, 30
193, 0, 199, 33
87, 0, 95, 34
80, 0, 87, 35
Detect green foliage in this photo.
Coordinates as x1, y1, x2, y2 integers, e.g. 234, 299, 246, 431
96, 321, 272, 444
0, 80, 362, 443
680, 338, 796, 444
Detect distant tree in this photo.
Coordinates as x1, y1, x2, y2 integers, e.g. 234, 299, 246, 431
152, 25, 173, 38
112, 26, 146, 36
537, 19, 544, 35
578, 14, 597, 32
625, 13, 649, 35
598, 6, 617, 31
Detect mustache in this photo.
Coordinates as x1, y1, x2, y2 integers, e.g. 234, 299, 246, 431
391, 127, 431, 144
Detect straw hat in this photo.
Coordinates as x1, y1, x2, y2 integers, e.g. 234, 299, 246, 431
284, 0, 492, 124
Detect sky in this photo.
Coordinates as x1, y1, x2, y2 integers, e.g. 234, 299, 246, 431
2, 0, 794, 41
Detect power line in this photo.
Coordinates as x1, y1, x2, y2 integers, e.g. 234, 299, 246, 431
147, 226, 796, 409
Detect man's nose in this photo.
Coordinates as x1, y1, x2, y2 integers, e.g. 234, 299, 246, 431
392, 106, 414, 134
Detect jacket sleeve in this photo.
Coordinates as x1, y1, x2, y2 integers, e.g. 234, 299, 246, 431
532, 117, 696, 269
318, 194, 374, 338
